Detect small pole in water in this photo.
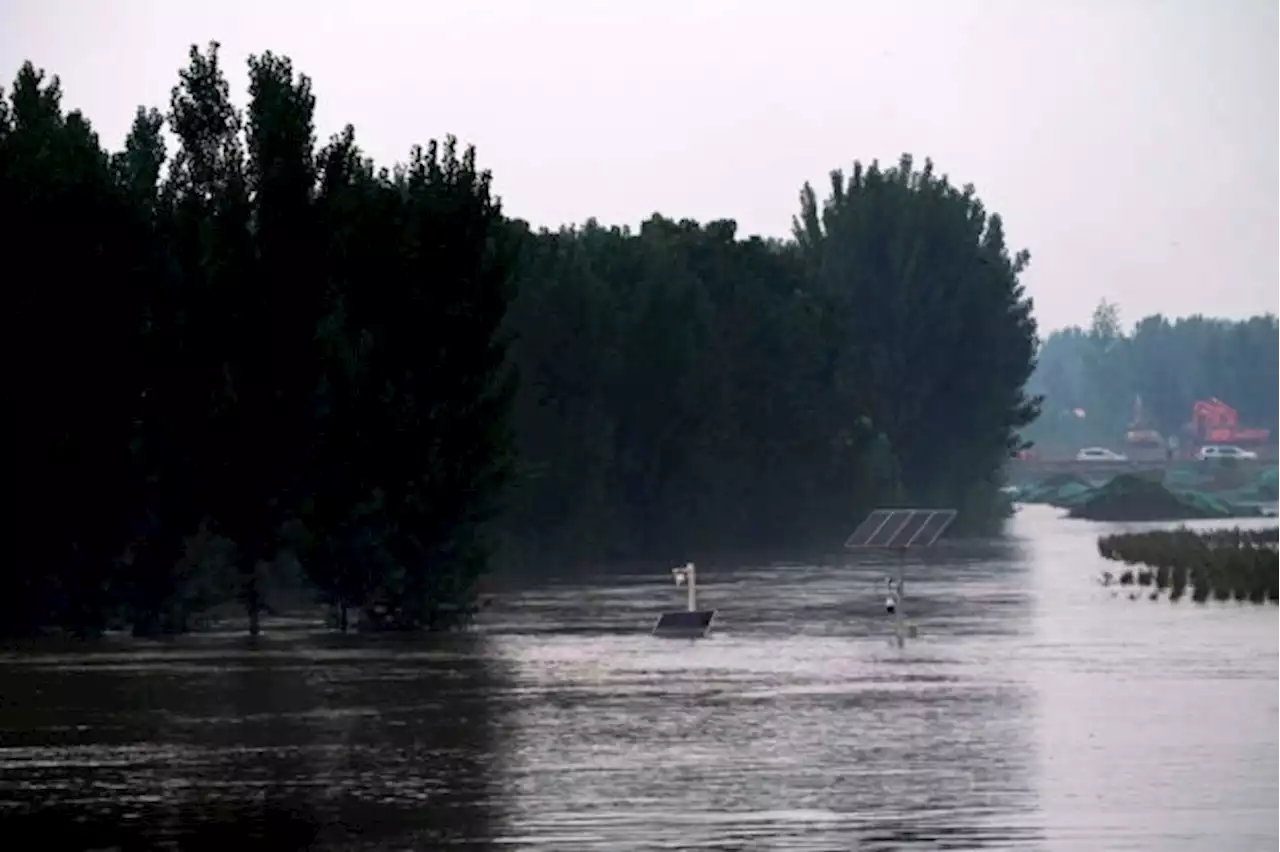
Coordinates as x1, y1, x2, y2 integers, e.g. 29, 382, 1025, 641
673, 562, 697, 611
881, 562, 906, 646
844, 508, 958, 647
894, 547, 907, 647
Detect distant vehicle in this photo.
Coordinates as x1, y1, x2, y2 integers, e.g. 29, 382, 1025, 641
1196, 445, 1258, 461
1076, 447, 1128, 462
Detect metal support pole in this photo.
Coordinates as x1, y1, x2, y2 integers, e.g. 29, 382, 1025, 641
846, 508, 956, 648
673, 562, 698, 612
895, 548, 906, 646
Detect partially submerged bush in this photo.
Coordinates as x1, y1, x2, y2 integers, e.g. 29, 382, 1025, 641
1097, 526, 1279, 605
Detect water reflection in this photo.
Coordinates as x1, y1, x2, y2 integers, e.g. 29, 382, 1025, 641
0, 636, 511, 849
0, 507, 1275, 849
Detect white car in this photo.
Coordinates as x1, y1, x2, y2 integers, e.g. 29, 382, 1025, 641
1075, 447, 1129, 462
1196, 445, 1258, 461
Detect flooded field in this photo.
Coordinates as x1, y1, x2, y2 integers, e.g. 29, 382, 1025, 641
1, 505, 1276, 850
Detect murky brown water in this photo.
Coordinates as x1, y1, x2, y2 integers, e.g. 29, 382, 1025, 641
1, 505, 1276, 850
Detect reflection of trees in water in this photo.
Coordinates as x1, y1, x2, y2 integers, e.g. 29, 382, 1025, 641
854, 821, 1041, 850
0, 635, 512, 850
286, 634, 515, 849
5, 537, 1047, 848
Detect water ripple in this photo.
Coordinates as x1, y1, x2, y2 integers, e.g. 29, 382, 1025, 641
0, 505, 1274, 850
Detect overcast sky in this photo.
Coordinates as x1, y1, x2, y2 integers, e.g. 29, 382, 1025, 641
3, 0, 1276, 331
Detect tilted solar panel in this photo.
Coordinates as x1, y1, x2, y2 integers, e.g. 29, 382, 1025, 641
844, 508, 957, 550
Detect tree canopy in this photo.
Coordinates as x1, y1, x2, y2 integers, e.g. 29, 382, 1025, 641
1, 46, 1045, 636
1, 45, 514, 636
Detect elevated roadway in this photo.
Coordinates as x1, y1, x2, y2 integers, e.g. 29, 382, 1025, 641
1005, 457, 1271, 487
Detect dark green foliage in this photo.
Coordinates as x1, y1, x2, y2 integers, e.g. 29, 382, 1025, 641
0, 64, 145, 636
1, 47, 1041, 635
1097, 527, 1279, 605
501, 159, 1040, 567
162, 47, 336, 634
304, 132, 517, 630
501, 217, 905, 566
0, 47, 514, 637
792, 156, 1039, 527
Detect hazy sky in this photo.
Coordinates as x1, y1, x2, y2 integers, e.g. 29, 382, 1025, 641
3, 0, 1276, 331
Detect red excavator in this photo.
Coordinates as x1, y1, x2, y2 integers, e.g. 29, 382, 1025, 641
1188, 398, 1271, 445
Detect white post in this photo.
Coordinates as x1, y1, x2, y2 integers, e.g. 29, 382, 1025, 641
673, 562, 698, 611
895, 555, 905, 641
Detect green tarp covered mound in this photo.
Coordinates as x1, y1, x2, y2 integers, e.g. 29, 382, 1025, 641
1163, 461, 1217, 492
1260, 466, 1278, 500
1163, 460, 1276, 496
1188, 463, 1279, 507
1066, 474, 1245, 521
1015, 473, 1095, 506
1015, 460, 1278, 520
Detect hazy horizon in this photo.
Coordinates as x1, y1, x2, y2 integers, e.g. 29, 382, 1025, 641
2, 0, 1276, 332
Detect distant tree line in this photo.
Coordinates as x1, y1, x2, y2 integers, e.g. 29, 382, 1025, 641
0, 45, 1039, 637
1025, 300, 1279, 451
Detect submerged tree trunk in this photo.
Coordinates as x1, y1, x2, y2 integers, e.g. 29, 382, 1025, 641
242, 553, 262, 637
245, 581, 261, 636
131, 530, 189, 637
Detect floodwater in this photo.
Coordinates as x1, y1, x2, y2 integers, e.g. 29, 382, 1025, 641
1, 505, 1276, 850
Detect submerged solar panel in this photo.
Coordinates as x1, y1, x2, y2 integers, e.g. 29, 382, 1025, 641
911, 510, 957, 547
844, 508, 957, 550
844, 509, 894, 548
652, 609, 715, 638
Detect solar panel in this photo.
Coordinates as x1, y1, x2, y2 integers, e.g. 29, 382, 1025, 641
844, 508, 957, 550
652, 609, 715, 639
844, 509, 891, 548
911, 510, 957, 547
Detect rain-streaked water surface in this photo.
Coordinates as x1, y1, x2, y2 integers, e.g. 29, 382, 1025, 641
1, 505, 1276, 850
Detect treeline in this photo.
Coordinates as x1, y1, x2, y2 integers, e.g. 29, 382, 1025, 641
3, 46, 515, 636
1025, 301, 1279, 450
1, 45, 1039, 637
501, 185, 1040, 567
